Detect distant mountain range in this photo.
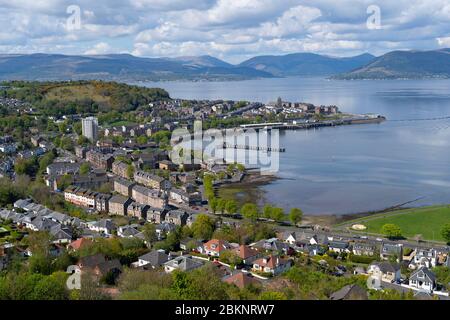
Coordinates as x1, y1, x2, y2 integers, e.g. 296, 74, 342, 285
0, 53, 271, 81
0, 49, 449, 81
333, 49, 450, 79
239, 52, 376, 76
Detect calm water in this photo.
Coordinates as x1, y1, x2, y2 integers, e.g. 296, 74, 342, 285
140, 77, 450, 215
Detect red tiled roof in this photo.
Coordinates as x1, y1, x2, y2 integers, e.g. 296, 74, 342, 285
234, 245, 259, 259
204, 239, 231, 253
224, 272, 260, 289
68, 238, 93, 251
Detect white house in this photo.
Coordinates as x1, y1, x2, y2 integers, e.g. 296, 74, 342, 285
368, 261, 402, 283
409, 267, 436, 293
409, 248, 438, 269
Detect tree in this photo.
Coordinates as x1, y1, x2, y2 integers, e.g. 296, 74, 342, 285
209, 197, 218, 213
127, 164, 135, 179
216, 198, 227, 214
262, 205, 273, 219
225, 200, 237, 215
241, 203, 259, 221
79, 162, 90, 175
191, 214, 215, 240
441, 223, 450, 244
381, 224, 403, 239
270, 207, 285, 222
142, 223, 158, 244
289, 208, 303, 226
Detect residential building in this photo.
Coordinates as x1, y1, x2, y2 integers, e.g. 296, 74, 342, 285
164, 210, 189, 226
203, 239, 232, 257
146, 207, 167, 224
224, 272, 261, 289
86, 150, 114, 171
127, 201, 149, 219
352, 242, 377, 256
87, 219, 117, 235
163, 255, 203, 273
136, 250, 169, 269
112, 161, 130, 179
409, 267, 437, 293
95, 193, 111, 213
410, 248, 438, 269
82, 117, 98, 142
114, 178, 136, 197
46, 162, 81, 176
234, 245, 261, 265
380, 243, 403, 262
328, 240, 351, 253
64, 186, 98, 209
131, 185, 168, 209
134, 170, 171, 190
108, 195, 132, 216
252, 255, 292, 275
169, 188, 202, 205
368, 261, 401, 283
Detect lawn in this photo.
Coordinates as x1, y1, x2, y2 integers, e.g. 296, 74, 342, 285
342, 205, 450, 242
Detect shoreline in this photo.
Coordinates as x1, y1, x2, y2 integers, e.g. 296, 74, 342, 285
221, 171, 439, 227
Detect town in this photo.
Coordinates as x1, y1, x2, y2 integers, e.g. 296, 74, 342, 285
0, 80, 449, 300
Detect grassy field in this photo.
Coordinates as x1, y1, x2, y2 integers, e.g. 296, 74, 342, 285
338, 205, 450, 242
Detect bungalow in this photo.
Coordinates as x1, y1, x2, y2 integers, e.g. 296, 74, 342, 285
163, 255, 203, 273
203, 239, 232, 257
409, 267, 437, 293
368, 261, 401, 283
136, 250, 169, 269
224, 272, 261, 289
252, 255, 292, 276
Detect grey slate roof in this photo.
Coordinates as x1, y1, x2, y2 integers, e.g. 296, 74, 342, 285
164, 255, 203, 272
139, 250, 169, 267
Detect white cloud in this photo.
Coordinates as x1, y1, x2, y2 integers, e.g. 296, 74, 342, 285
84, 42, 112, 55
0, 0, 449, 61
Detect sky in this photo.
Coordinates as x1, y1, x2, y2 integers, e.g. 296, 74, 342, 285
0, 0, 449, 64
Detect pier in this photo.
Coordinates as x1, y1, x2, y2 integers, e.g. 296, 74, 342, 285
220, 142, 285, 152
